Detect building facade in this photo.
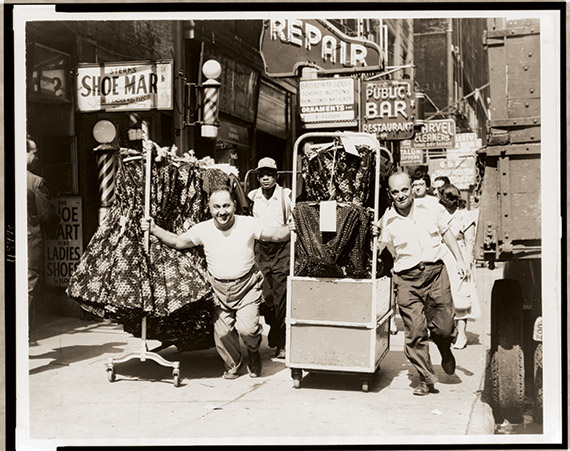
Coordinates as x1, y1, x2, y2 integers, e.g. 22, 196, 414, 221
412, 18, 489, 203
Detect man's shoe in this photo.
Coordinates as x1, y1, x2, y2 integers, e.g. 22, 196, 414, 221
247, 350, 262, 378
440, 346, 456, 375
222, 359, 242, 379
453, 334, 467, 350
413, 381, 437, 396
275, 347, 286, 359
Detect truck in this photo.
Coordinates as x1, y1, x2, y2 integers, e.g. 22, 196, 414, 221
476, 18, 543, 424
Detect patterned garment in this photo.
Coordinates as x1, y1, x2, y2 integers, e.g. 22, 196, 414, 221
293, 201, 372, 278
301, 141, 376, 206
67, 148, 234, 349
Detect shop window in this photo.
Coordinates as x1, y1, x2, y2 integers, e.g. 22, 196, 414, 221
41, 135, 79, 195
28, 43, 71, 103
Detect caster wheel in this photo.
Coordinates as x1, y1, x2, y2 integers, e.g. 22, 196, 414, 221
291, 369, 302, 389
106, 367, 115, 383
173, 371, 181, 387
361, 378, 370, 392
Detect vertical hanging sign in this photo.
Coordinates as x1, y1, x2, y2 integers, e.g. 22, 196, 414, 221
44, 196, 83, 287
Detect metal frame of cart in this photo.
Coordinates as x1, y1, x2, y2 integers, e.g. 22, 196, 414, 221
286, 131, 393, 392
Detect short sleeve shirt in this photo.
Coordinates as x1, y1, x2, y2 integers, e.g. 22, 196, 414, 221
379, 200, 450, 273
185, 215, 264, 279
248, 184, 292, 228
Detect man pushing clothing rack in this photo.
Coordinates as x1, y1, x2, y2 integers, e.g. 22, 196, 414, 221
141, 185, 292, 379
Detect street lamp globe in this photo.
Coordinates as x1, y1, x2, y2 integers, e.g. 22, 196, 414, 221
202, 59, 222, 80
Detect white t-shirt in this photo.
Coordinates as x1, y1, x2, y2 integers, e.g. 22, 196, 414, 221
185, 215, 264, 279
379, 200, 450, 273
248, 184, 292, 228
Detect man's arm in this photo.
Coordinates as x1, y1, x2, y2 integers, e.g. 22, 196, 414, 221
141, 217, 197, 250
442, 229, 469, 278
259, 224, 290, 242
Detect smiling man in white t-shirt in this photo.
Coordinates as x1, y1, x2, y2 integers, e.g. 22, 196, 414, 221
142, 185, 291, 380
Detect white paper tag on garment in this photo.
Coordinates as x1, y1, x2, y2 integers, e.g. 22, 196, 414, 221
320, 201, 337, 232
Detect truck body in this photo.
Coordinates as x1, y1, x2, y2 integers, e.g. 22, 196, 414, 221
477, 18, 542, 424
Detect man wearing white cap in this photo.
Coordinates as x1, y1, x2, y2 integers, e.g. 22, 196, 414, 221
248, 157, 292, 359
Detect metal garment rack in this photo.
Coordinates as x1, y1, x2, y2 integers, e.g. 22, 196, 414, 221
105, 121, 181, 387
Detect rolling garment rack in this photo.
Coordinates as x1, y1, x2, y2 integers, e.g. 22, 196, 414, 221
105, 120, 181, 387
286, 131, 394, 392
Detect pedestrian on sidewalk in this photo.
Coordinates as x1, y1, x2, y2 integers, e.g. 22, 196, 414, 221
432, 175, 451, 199
374, 172, 469, 396
248, 158, 291, 359
27, 136, 59, 334
141, 185, 291, 379
411, 169, 439, 209
438, 183, 480, 350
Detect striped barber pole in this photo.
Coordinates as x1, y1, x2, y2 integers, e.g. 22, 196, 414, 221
202, 82, 219, 126
96, 150, 117, 207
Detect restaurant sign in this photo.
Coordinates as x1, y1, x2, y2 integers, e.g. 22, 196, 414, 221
76, 60, 173, 112
361, 79, 415, 140
299, 77, 356, 126
400, 119, 456, 150
260, 18, 382, 77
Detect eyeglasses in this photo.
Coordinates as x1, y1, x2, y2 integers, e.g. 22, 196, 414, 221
412, 181, 426, 187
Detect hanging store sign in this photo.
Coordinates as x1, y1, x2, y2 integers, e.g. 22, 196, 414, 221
299, 77, 356, 125
44, 196, 83, 287
401, 119, 456, 150
400, 148, 424, 166
427, 133, 481, 190
361, 79, 415, 140
76, 60, 173, 112
260, 18, 382, 77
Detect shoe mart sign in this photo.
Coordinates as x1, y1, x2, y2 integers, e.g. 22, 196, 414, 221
260, 18, 382, 77
76, 60, 173, 112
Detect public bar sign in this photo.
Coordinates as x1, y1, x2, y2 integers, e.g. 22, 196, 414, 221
44, 196, 83, 287
361, 79, 415, 140
299, 77, 356, 125
260, 18, 383, 77
401, 119, 456, 149
76, 60, 173, 112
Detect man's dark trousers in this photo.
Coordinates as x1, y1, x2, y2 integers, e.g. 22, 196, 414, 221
255, 240, 289, 349
393, 261, 457, 385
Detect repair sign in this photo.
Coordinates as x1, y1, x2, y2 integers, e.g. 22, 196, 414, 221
361, 79, 415, 140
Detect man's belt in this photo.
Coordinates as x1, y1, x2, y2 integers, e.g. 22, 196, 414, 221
212, 266, 255, 284
397, 260, 443, 275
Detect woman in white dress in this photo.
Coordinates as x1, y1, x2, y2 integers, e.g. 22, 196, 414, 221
439, 184, 480, 349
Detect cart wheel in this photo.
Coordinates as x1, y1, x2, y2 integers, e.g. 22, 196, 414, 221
291, 369, 302, 389
361, 378, 370, 393
106, 367, 115, 383
173, 370, 181, 387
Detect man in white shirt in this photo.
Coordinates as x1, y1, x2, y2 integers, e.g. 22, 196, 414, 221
142, 186, 291, 379
248, 158, 292, 359
376, 172, 468, 396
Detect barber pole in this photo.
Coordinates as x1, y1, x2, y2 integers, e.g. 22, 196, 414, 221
201, 78, 221, 138
94, 146, 117, 223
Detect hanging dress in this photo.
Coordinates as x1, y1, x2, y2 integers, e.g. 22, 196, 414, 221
66, 148, 234, 351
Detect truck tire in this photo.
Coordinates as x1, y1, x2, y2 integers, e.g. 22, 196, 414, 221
490, 279, 525, 422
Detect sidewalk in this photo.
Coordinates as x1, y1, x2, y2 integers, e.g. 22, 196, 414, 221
22, 296, 496, 448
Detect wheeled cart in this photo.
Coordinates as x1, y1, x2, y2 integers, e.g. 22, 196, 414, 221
286, 132, 393, 392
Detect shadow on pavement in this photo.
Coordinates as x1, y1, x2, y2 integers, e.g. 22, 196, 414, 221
29, 342, 127, 375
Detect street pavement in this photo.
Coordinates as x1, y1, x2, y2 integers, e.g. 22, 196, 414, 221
21, 266, 502, 448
